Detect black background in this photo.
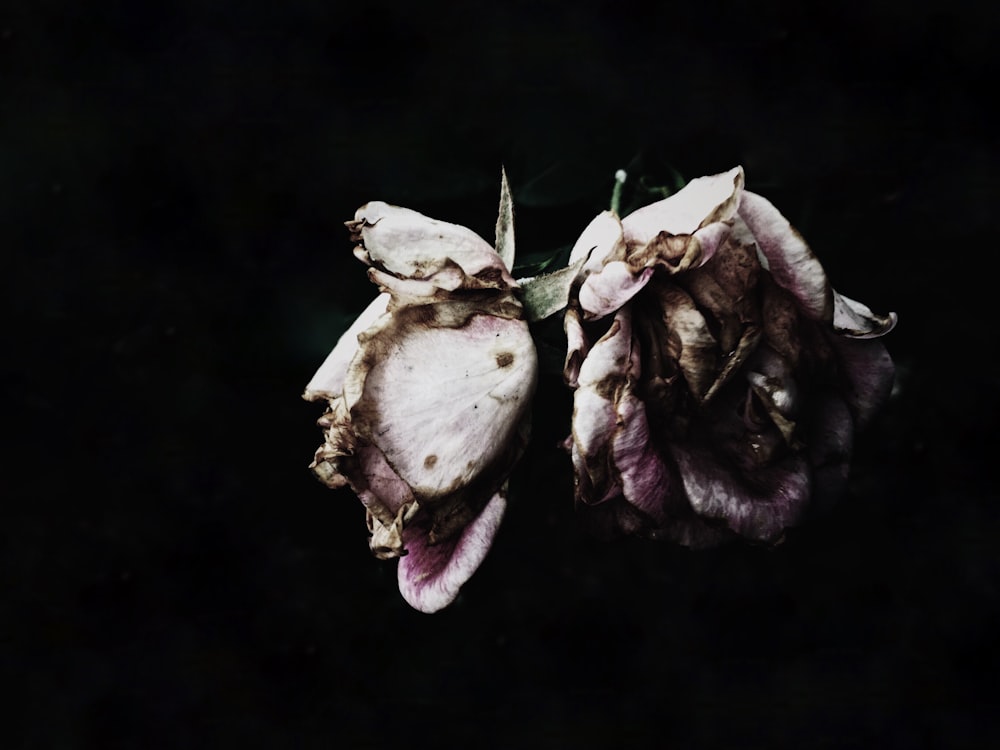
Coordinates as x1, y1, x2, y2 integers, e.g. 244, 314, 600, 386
3, 1, 998, 747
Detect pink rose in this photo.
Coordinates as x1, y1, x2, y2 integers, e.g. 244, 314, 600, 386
304, 200, 536, 612
564, 167, 896, 546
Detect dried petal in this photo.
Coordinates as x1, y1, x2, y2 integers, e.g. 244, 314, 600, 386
307, 189, 537, 612
578, 261, 654, 320
622, 166, 744, 242
346, 306, 536, 508
302, 293, 390, 402
397, 490, 506, 613
611, 388, 671, 524
349, 202, 517, 291
833, 291, 898, 339
569, 210, 627, 269
572, 314, 632, 504
737, 191, 832, 322
563, 307, 588, 389
564, 166, 896, 547
646, 283, 720, 401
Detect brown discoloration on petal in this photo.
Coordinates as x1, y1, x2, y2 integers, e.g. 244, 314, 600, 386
701, 325, 762, 404
344, 216, 366, 244
309, 398, 357, 489
562, 167, 895, 549
344, 305, 536, 547
307, 192, 538, 612
563, 307, 588, 388
698, 166, 745, 228
738, 191, 833, 322
368, 501, 420, 560
682, 237, 762, 355
474, 266, 506, 287
654, 284, 720, 401
748, 381, 801, 448
622, 167, 744, 242
629, 232, 703, 273
762, 277, 802, 366
705, 235, 761, 302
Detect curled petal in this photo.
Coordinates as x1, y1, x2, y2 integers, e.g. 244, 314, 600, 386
622, 166, 745, 242
570, 210, 627, 270
611, 392, 670, 524
397, 490, 507, 613
570, 388, 621, 505
349, 202, 517, 290
738, 191, 833, 322
366, 267, 456, 306
571, 313, 633, 503
309, 397, 354, 489
833, 291, 898, 339
577, 310, 632, 389
645, 283, 720, 401
688, 220, 734, 268
366, 268, 525, 322
302, 294, 390, 402
578, 261, 654, 319
368, 500, 419, 560
563, 307, 588, 389
571, 309, 671, 522
626, 221, 735, 276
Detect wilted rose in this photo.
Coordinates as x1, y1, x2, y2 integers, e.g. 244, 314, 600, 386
563, 167, 896, 546
304, 200, 537, 612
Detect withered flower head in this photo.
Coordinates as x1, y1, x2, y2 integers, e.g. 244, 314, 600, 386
563, 167, 896, 546
304, 196, 537, 612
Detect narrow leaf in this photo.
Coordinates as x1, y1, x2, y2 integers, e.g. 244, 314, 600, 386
495, 167, 516, 270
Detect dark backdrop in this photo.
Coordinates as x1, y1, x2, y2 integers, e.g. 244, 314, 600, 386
4, 1, 998, 747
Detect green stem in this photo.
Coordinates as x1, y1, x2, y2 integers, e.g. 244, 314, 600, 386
610, 169, 627, 215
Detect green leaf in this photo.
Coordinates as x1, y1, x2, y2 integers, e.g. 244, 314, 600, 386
495, 167, 515, 270
517, 257, 585, 323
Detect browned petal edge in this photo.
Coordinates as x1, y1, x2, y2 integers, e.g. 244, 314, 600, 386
309, 397, 355, 489
698, 167, 744, 228
561, 170, 894, 549
344, 205, 516, 294
344, 216, 365, 244
387, 284, 525, 323
628, 232, 704, 273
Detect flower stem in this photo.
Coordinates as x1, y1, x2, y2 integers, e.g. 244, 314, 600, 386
610, 169, 627, 216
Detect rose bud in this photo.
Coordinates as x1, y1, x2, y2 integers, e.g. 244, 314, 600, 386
563, 167, 896, 547
304, 201, 537, 612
